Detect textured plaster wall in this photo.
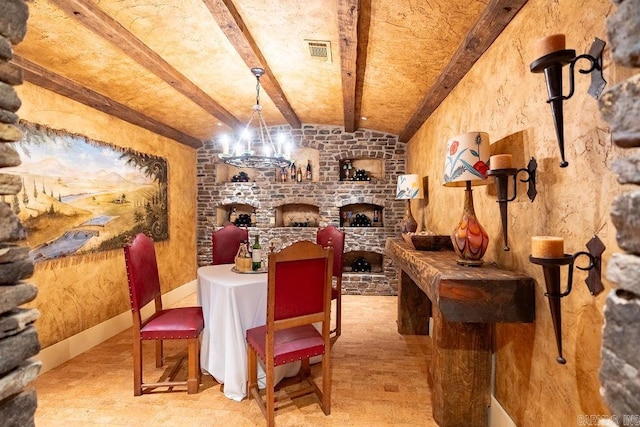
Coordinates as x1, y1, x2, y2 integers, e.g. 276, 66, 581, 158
406, 0, 626, 425
14, 82, 197, 348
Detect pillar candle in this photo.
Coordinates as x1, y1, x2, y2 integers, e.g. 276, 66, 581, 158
531, 236, 564, 258
490, 154, 513, 170
534, 34, 566, 59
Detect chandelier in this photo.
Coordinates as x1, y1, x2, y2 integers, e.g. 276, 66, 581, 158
218, 67, 292, 169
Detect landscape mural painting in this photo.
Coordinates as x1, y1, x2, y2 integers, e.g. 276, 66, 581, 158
5, 121, 169, 263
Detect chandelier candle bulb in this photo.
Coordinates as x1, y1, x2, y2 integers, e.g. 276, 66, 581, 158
534, 33, 566, 59
490, 154, 513, 170
531, 236, 564, 258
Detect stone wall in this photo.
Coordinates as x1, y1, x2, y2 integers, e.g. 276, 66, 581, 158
598, 0, 640, 417
196, 124, 406, 295
0, 1, 41, 425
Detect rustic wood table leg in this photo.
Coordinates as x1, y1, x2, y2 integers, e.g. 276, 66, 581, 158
397, 270, 431, 335
430, 306, 492, 427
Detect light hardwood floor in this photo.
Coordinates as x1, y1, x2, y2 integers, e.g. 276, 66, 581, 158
31, 294, 435, 426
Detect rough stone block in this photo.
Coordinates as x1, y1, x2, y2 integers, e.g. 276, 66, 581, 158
600, 290, 640, 416
0, 141, 20, 165
607, 0, 640, 67
0, 37, 11, 61
0, 60, 22, 86
611, 190, 640, 254
0, 0, 29, 44
0, 308, 39, 339
0, 244, 29, 264
0, 202, 26, 242
599, 73, 640, 148
0, 173, 22, 195
0, 283, 37, 315
0, 123, 21, 143
0, 326, 39, 376
0, 359, 41, 402
607, 252, 640, 294
0, 109, 18, 124
612, 151, 640, 184
602, 289, 640, 368
0, 82, 20, 112
0, 390, 37, 427
0, 260, 34, 285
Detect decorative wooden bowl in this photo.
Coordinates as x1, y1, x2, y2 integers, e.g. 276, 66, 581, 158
410, 234, 454, 251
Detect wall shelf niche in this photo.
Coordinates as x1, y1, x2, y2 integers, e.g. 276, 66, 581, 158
275, 203, 320, 227
340, 203, 383, 227
339, 158, 384, 182
216, 203, 255, 227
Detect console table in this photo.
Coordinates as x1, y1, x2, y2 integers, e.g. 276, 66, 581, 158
385, 238, 535, 427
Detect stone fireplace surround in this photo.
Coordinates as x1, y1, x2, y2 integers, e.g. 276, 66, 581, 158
196, 124, 407, 295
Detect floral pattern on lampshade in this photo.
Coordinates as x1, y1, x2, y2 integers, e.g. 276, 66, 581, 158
396, 174, 422, 200
444, 132, 490, 185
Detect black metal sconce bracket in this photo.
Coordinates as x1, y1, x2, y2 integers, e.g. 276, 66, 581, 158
530, 38, 607, 168
529, 235, 606, 364
487, 157, 537, 251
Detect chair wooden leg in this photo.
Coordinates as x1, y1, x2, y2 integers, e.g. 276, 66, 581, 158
247, 345, 258, 400
322, 351, 332, 415
133, 339, 142, 396
187, 338, 199, 394
266, 362, 275, 427
155, 339, 163, 368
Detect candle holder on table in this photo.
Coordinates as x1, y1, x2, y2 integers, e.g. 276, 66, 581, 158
487, 157, 537, 251
529, 235, 605, 364
530, 34, 606, 168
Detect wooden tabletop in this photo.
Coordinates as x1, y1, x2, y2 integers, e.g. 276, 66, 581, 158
386, 238, 535, 323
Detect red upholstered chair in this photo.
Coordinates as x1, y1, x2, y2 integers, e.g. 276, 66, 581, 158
212, 224, 249, 265
246, 240, 334, 426
123, 233, 204, 395
316, 225, 345, 345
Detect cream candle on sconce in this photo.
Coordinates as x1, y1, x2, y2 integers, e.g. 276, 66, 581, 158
534, 33, 566, 59
531, 236, 564, 258
489, 154, 513, 170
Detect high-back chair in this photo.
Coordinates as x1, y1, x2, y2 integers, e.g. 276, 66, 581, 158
246, 240, 334, 426
212, 224, 249, 265
123, 233, 204, 395
316, 225, 345, 345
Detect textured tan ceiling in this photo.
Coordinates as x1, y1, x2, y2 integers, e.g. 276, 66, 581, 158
13, 0, 518, 148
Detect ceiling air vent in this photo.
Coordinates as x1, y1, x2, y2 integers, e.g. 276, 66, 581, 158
305, 40, 332, 63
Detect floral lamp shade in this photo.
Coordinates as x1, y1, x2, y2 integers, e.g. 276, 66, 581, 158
443, 131, 490, 187
396, 174, 423, 200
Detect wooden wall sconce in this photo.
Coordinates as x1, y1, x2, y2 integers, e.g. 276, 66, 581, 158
530, 35, 606, 168
529, 235, 605, 364
487, 156, 537, 251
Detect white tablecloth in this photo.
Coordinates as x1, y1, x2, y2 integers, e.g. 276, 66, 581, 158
197, 264, 300, 401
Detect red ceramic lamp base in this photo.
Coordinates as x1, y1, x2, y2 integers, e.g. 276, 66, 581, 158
451, 183, 489, 266
400, 200, 418, 234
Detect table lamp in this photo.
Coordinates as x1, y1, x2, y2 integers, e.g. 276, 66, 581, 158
443, 131, 490, 266
396, 174, 423, 234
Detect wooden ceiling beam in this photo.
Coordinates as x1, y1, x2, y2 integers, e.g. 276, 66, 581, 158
399, 0, 529, 143
203, 0, 301, 129
48, 0, 242, 130
338, 0, 370, 133
13, 55, 203, 149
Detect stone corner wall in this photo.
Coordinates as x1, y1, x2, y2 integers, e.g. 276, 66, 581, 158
598, 0, 640, 417
0, 1, 42, 426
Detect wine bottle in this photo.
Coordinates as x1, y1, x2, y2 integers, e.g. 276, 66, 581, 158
290, 162, 296, 181
306, 160, 312, 180
251, 234, 262, 271
296, 166, 302, 182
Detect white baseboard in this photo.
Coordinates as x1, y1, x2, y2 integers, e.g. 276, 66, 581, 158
36, 280, 197, 374
489, 394, 517, 427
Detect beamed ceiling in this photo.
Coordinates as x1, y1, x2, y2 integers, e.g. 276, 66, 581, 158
12, 0, 528, 149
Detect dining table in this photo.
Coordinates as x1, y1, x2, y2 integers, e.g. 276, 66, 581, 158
197, 264, 301, 401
